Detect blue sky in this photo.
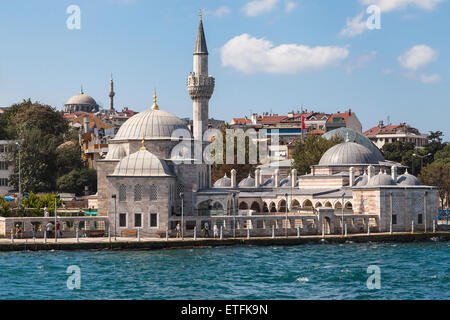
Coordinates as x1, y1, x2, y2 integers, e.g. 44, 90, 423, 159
0, 0, 449, 138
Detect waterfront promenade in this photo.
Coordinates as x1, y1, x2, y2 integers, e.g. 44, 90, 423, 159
1, 231, 449, 252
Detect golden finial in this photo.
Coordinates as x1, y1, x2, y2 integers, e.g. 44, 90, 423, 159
151, 88, 159, 110
140, 135, 146, 151
199, 9, 202, 20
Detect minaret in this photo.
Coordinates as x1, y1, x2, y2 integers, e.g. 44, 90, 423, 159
109, 75, 115, 112
187, 11, 215, 141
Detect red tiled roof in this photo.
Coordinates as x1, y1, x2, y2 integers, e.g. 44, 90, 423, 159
231, 118, 252, 125
307, 129, 325, 135
327, 112, 350, 123
364, 124, 403, 136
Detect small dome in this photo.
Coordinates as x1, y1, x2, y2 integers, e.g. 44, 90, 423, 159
105, 144, 126, 160
368, 171, 396, 186
114, 109, 188, 140
238, 174, 255, 188
354, 173, 369, 186
319, 142, 379, 166
323, 127, 385, 162
110, 149, 173, 177
261, 176, 274, 187
66, 94, 97, 106
397, 170, 421, 186
214, 174, 231, 188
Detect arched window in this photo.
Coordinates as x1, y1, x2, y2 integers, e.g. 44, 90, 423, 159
270, 202, 277, 212
250, 202, 261, 212
303, 199, 313, 208
324, 201, 333, 208
263, 203, 269, 212
345, 202, 353, 210
291, 200, 300, 211
278, 200, 287, 212
335, 201, 342, 209
119, 184, 126, 202
239, 202, 248, 210
315, 202, 323, 208
134, 184, 142, 201
150, 184, 158, 201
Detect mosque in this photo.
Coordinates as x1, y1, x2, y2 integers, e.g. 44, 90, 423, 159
95, 15, 438, 237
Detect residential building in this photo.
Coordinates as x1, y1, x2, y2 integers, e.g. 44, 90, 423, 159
364, 121, 428, 149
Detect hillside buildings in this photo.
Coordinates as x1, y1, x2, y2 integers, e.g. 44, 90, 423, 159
364, 121, 428, 149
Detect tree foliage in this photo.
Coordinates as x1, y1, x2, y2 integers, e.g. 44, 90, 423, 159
57, 168, 97, 195
292, 135, 344, 175
419, 162, 450, 208
18, 192, 62, 217
0, 196, 11, 217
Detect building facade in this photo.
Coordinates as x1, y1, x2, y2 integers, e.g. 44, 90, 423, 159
364, 121, 428, 149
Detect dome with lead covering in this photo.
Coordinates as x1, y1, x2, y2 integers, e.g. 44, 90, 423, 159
214, 174, 231, 188
66, 93, 97, 107
110, 149, 173, 177
397, 170, 421, 186
319, 142, 379, 166
354, 173, 369, 186
261, 176, 274, 187
238, 174, 255, 188
105, 144, 126, 160
114, 109, 188, 140
367, 171, 396, 186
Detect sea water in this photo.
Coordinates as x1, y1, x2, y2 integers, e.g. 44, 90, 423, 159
0, 242, 448, 300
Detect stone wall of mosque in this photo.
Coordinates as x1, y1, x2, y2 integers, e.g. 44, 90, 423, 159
108, 176, 176, 236
297, 176, 348, 189
96, 160, 119, 216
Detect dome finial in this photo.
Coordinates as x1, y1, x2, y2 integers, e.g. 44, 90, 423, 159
140, 135, 147, 151
151, 88, 159, 110
199, 9, 202, 21
345, 132, 350, 143
81, 84, 84, 94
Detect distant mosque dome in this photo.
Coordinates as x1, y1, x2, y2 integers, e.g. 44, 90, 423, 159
214, 174, 231, 188
397, 170, 421, 186
65, 88, 99, 113
319, 141, 380, 166
368, 171, 396, 186
110, 149, 173, 177
323, 127, 385, 162
113, 91, 188, 141
238, 174, 255, 188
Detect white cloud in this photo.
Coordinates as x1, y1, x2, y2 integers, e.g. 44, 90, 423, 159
213, 6, 231, 18
221, 34, 349, 74
346, 50, 377, 74
419, 73, 441, 84
359, 0, 444, 13
242, 0, 279, 17
398, 45, 437, 71
339, 11, 367, 37
285, 1, 297, 13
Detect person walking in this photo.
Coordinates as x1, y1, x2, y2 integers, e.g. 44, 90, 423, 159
203, 222, 210, 238
46, 222, 53, 238
175, 223, 181, 238
32, 224, 37, 239
213, 224, 219, 238
56, 221, 62, 238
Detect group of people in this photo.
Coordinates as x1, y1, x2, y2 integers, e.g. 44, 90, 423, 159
13, 221, 63, 239
175, 222, 220, 238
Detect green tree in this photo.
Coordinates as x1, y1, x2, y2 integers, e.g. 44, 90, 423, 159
292, 135, 343, 175
381, 141, 416, 163
55, 142, 84, 177
57, 168, 97, 195
0, 196, 11, 217
18, 192, 61, 217
419, 161, 450, 208
434, 143, 450, 163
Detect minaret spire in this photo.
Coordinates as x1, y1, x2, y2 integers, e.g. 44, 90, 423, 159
187, 13, 215, 142
109, 74, 115, 111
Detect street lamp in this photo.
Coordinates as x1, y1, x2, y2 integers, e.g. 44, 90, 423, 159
284, 193, 288, 238
179, 192, 184, 239
15, 142, 21, 205
412, 153, 432, 173
112, 194, 117, 240
54, 194, 60, 242
232, 193, 236, 238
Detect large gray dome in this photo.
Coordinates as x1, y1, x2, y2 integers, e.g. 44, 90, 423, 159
110, 149, 173, 177
114, 109, 188, 140
323, 127, 385, 162
105, 144, 126, 160
66, 93, 97, 107
319, 142, 379, 166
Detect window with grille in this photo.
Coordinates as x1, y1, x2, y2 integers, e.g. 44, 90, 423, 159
0, 178, 8, 186
119, 213, 127, 227
150, 184, 158, 201
134, 184, 142, 201
119, 184, 127, 202
0, 162, 8, 170
176, 184, 184, 197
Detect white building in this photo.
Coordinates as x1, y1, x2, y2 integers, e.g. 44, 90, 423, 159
0, 141, 15, 195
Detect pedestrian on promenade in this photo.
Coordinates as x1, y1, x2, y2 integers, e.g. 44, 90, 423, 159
56, 221, 62, 238
203, 222, 210, 238
32, 224, 37, 239
46, 222, 53, 238
15, 224, 21, 239
213, 224, 219, 238
176, 223, 181, 238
